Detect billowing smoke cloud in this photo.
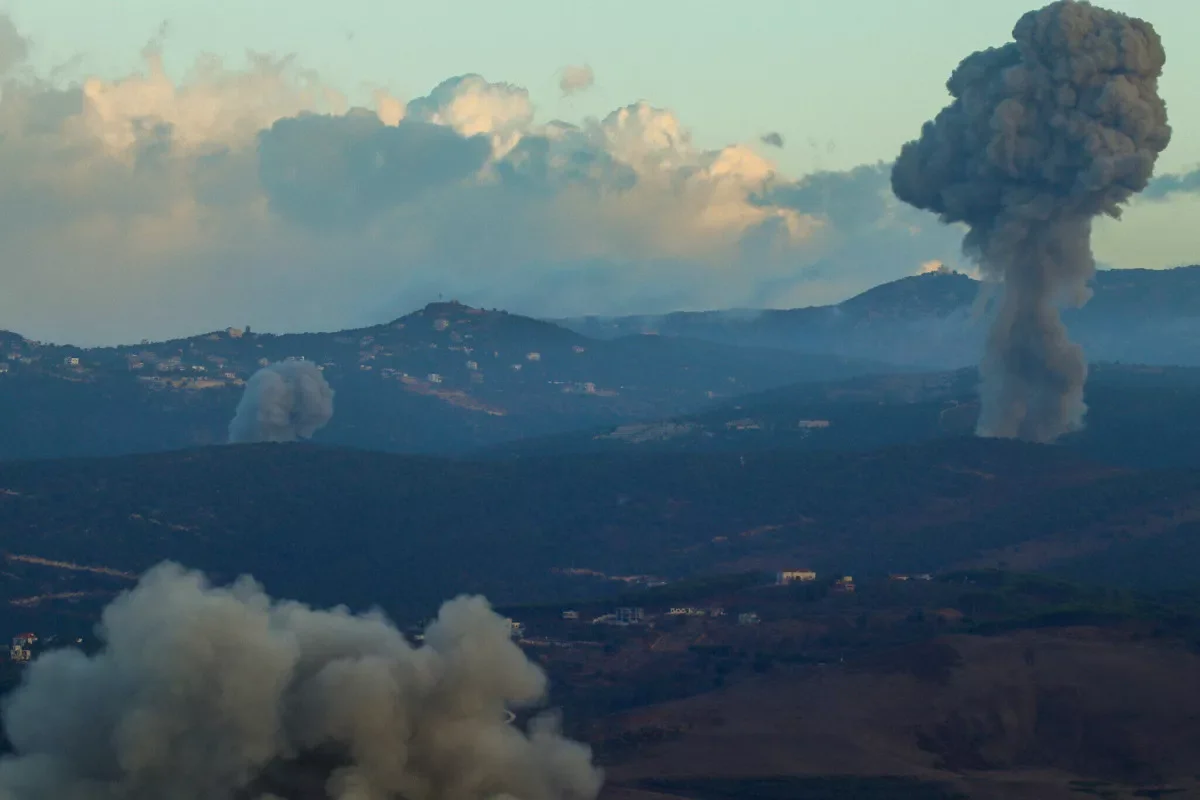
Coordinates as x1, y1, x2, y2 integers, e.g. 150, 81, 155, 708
0, 561, 603, 800
0, 14, 980, 346
1143, 167, 1200, 201
229, 360, 335, 443
760, 132, 784, 149
558, 65, 594, 97
0, 15, 27, 75
891, 0, 1171, 442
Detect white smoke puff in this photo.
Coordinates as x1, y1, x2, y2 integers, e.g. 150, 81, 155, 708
228, 359, 334, 444
557, 65, 594, 97
0, 562, 604, 800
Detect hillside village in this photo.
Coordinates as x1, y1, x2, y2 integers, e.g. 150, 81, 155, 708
0, 569, 928, 674
0, 301, 893, 461
1, 302, 626, 395
0, 301, 801, 411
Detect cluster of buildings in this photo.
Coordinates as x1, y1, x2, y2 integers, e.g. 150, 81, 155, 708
8, 632, 36, 663
6, 632, 84, 665
776, 570, 857, 594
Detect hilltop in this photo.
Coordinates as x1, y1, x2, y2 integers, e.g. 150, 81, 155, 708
560, 264, 1200, 369
0, 302, 891, 462
7, 267, 1200, 464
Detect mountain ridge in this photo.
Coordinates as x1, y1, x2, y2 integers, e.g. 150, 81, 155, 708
559, 264, 1200, 368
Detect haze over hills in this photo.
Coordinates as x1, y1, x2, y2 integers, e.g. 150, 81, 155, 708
559, 265, 1200, 369
7, 266, 1200, 463
0, 302, 891, 462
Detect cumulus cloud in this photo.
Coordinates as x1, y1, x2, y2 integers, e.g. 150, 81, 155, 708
0, 561, 603, 800
558, 65, 594, 97
229, 359, 335, 443
0, 16, 968, 345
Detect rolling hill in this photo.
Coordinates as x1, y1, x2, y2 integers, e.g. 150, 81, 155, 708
0, 302, 893, 462
1, 438, 1199, 636
593, 627, 1200, 799
485, 362, 1200, 470
559, 264, 1200, 369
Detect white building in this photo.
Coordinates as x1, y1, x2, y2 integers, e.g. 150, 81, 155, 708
776, 570, 818, 585
616, 607, 645, 624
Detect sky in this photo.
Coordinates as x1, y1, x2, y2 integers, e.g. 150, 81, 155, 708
1, 0, 1198, 345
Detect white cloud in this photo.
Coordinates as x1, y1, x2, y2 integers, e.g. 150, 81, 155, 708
0, 17, 985, 345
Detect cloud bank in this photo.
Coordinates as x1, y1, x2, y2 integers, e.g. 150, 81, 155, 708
0, 16, 1188, 345
0, 561, 603, 800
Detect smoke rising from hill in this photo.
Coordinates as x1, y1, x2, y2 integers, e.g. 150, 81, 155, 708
229, 360, 335, 444
0, 562, 603, 800
891, 0, 1171, 442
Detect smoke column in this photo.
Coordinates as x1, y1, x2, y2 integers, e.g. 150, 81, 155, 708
0, 562, 603, 800
229, 360, 335, 444
891, 0, 1171, 442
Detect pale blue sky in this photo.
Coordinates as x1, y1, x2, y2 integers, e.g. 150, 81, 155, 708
7, 0, 1200, 177
1, 0, 1197, 344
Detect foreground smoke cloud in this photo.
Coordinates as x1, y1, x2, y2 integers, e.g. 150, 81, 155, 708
229, 360, 335, 444
0, 562, 603, 800
891, 0, 1171, 442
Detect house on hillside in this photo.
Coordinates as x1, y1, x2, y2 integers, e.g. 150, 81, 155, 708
776, 570, 817, 585
616, 607, 644, 625
9, 632, 36, 663
832, 576, 856, 594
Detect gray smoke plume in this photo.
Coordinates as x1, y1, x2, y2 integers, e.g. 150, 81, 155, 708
891, 0, 1171, 442
760, 132, 784, 149
229, 360, 335, 444
0, 562, 604, 800
557, 65, 594, 97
